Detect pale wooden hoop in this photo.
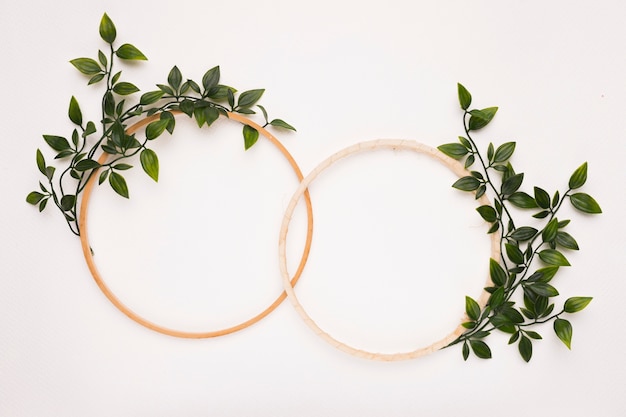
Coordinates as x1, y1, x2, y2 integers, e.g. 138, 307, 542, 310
79, 111, 314, 338
278, 139, 500, 361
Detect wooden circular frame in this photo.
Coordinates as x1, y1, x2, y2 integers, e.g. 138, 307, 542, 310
79, 111, 314, 338
278, 139, 501, 361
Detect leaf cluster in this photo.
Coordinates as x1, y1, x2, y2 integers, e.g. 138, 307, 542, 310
27, 13, 296, 236
441, 84, 601, 362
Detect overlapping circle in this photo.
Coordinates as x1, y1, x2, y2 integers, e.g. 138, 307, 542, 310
79, 114, 499, 358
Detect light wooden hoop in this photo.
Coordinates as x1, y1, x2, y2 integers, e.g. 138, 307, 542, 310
278, 139, 501, 361
79, 111, 314, 338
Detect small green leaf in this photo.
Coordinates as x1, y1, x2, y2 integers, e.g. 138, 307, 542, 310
243, 125, 260, 150
525, 331, 542, 340
237, 89, 265, 109
202, 66, 220, 92
157, 84, 175, 96
203, 106, 220, 126
508, 192, 537, 208
258, 105, 269, 124
39, 198, 48, 212
501, 173, 524, 196
554, 318, 572, 349
528, 282, 559, 297
493, 142, 516, 163
60, 194, 75, 211
489, 258, 507, 286
570, 193, 602, 214
510, 226, 538, 241
68, 96, 82, 126
505, 243, 525, 264
88, 73, 105, 85
104, 91, 115, 116
161, 111, 175, 134
462, 341, 470, 361
74, 159, 100, 172
113, 163, 132, 171
98, 50, 107, 67
487, 143, 494, 162
207, 85, 236, 100
179, 99, 194, 117
70, 58, 102, 75
469, 340, 492, 359
43, 135, 71, 152
36, 149, 46, 175
457, 83, 472, 110
556, 231, 579, 250
533, 210, 551, 219
109, 171, 129, 198
518, 336, 532, 362
476, 205, 497, 223
538, 249, 570, 266
98, 170, 109, 185
452, 176, 481, 191
564, 297, 592, 313
26, 191, 45, 205
139, 90, 164, 105
552, 190, 560, 208
99, 13, 116, 43
115, 43, 147, 60
465, 296, 481, 321
168, 66, 182, 91
145, 119, 170, 140
438, 143, 469, 160
534, 186, 551, 209
464, 154, 475, 169
270, 119, 297, 131
488, 287, 505, 308
45, 166, 55, 181
112, 82, 140, 95
568, 162, 588, 190
84, 121, 97, 137
542, 218, 559, 243
534, 266, 560, 283
140, 149, 159, 182
468, 107, 498, 131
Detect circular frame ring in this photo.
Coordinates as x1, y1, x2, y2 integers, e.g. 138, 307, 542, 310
79, 111, 314, 338
278, 139, 500, 360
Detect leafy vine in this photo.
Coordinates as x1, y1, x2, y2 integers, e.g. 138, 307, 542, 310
26, 13, 295, 236
439, 84, 602, 361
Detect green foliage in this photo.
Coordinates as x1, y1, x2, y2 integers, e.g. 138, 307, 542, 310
27, 12, 295, 237
444, 83, 600, 362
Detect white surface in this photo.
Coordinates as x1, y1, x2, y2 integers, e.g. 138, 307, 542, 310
1, 0, 625, 415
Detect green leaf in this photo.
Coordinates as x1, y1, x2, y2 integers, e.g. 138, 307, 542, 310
556, 231, 579, 250
39, 198, 48, 212
462, 341, 470, 361
43, 135, 71, 152
115, 43, 147, 60
538, 249, 570, 266
457, 83, 472, 110
554, 318, 572, 349
99, 13, 116, 43
510, 226, 538, 241
113, 163, 132, 170
112, 82, 140, 95
202, 66, 220, 92
179, 99, 194, 117
45, 166, 55, 181
139, 90, 164, 105
569, 162, 588, 190
98, 169, 109, 185
535, 266, 560, 283
60, 194, 75, 211
161, 111, 175, 134
501, 173, 524, 196
505, 243, 524, 264
109, 172, 129, 198
26, 191, 45, 205
438, 143, 468, 160
84, 121, 97, 137
203, 106, 220, 126
168, 66, 182, 91
534, 186, 551, 209
68, 96, 83, 126
525, 330, 542, 340
533, 210, 551, 219
237, 89, 265, 108
518, 336, 532, 362
552, 190, 560, 208
487, 143, 494, 162
98, 50, 107, 67
140, 149, 159, 182
564, 297, 592, 313
489, 258, 507, 286
502, 306, 525, 324
468, 107, 498, 131
452, 176, 481, 191
508, 192, 537, 208
70, 58, 102, 75
186, 79, 201, 93
243, 125, 260, 150
542, 218, 559, 243
157, 84, 175, 96
493, 142, 516, 163
270, 119, 297, 131
570, 193, 602, 214
488, 287, 505, 308
528, 282, 559, 297
74, 159, 101, 172
145, 119, 170, 140
464, 154, 475, 169
207, 85, 236, 100
469, 340, 492, 359
104, 91, 115, 116
476, 205, 497, 223
258, 105, 269, 124
88, 73, 105, 85
465, 296, 481, 321
36, 149, 46, 175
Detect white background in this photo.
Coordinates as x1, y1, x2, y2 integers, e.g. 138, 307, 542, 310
2, 0, 625, 415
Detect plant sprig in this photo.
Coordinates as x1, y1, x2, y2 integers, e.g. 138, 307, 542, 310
439, 83, 601, 362
26, 13, 296, 236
